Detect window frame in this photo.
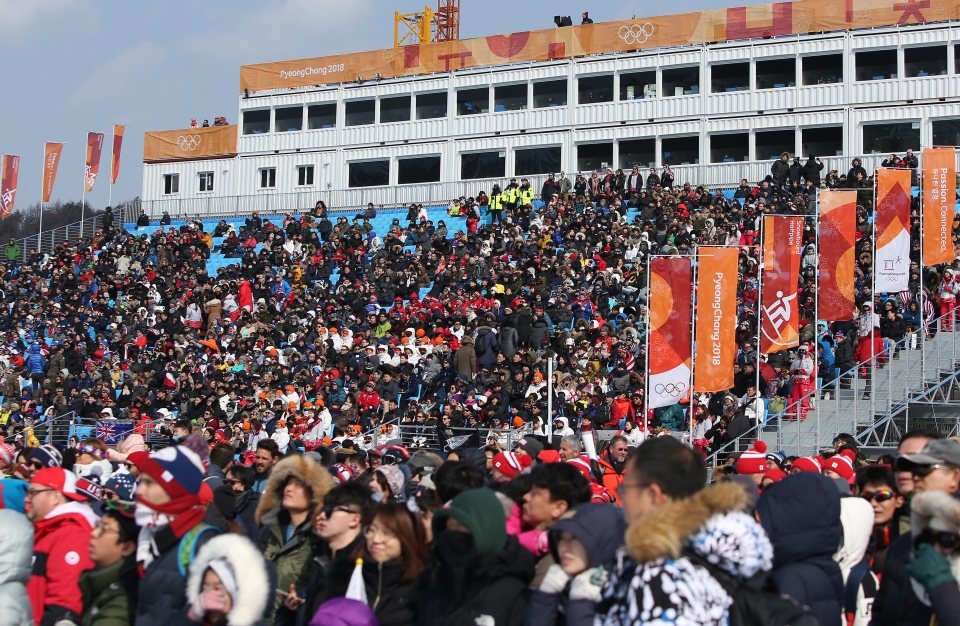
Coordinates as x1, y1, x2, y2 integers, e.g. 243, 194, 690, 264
297, 165, 315, 187
163, 173, 180, 195
259, 167, 277, 190
198, 171, 214, 193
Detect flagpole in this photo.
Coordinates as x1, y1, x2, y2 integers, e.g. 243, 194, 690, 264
643, 258, 651, 439
38, 147, 44, 256
756, 218, 764, 431
871, 172, 878, 421
814, 188, 821, 450
919, 155, 926, 388
689, 245, 698, 445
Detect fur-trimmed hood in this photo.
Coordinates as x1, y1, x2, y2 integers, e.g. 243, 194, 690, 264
254, 454, 336, 526
186, 534, 270, 626
626, 482, 774, 579
909, 490, 960, 606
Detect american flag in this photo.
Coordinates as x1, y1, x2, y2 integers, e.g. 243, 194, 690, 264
96, 421, 134, 445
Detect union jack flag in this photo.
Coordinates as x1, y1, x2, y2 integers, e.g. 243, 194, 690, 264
96, 421, 134, 445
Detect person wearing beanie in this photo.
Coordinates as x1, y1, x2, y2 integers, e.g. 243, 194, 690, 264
823, 450, 857, 485
490, 451, 532, 483
419, 488, 535, 625
127, 446, 218, 626
103, 473, 137, 502
735, 440, 769, 486
80, 500, 140, 626
0, 441, 17, 476
26, 467, 100, 626
515, 438, 544, 460
29, 445, 63, 472
791, 456, 824, 474
761, 468, 788, 491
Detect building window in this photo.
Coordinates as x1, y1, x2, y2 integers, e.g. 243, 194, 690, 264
307, 103, 337, 129
802, 54, 843, 85
242, 109, 270, 135
710, 133, 749, 162
855, 49, 898, 81
345, 100, 375, 126
863, 122, 920, 153
163, 174, 179, 195
457, 88, 489, 115
619, 70, 656, 100
461, 151, 505, 179
398, 156, 441, 184
662, 136, 699, 165
756, 130, 796, 160
494, 84, 527, 111
533, 80, 567, 108
711, 63, 749, 93
198, 172, 214, 192
416, 92, 447, 120
933, 119, 960, 146
259, 168, 276, 189
577, 143, 613, 172
297, 165, 315, 186
662, 66, 699, 97
578, 75, 614, 104
756, 58, 796, 89
348, 160, 389, 187
905, 46, 947, 77
515, 147, 562, 176
274, 106, 303, 132
380, 96, 411, 123
619, 139, 656, 169
802, 126, 844, 157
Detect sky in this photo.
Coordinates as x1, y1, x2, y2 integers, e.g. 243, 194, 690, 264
0, 0, 746, 211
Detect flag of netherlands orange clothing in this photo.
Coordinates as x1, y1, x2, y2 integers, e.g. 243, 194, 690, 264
42, 143, 63, 203
875, 168, 912, 292
760, 216, 803, 354
647, 257, 692, 408
84, 133, 104, 192
818, 190, 858, 321
922, 147, 957, 267
0, 155, 19, 216
111, 125, 125, 185
693, 247, 738, 393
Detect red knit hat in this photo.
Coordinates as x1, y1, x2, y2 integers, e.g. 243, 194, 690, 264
735, 441, 768, 475
791, 456, 824, 473
491, 451, 532, 478
565, 456, 597, 484
762, 468, 787, 484
823, 449, 856, 483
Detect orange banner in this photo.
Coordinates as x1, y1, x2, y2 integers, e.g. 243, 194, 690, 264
648, 257, 692, 408
1, 155, 20, 217
923, 147, 957, 267
876, 168, 912, 292
239, 0, 960, 93
112, 125, 125, 185
819, 190, 858, 321
760, 216, 803, 354
84, 132, 104, 192
694, 247, 738, 393
143, 125, 238, 162
42, 142, 63, 204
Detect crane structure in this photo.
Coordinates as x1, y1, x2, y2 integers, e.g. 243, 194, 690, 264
394, 0, 460, 48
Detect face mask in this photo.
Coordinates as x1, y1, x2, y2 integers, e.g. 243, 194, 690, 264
371, 490, 384, 503
172, 435, 184, 443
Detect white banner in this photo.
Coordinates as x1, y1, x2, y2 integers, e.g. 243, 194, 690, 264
648, 362, 691, 409
875, 228, 910, 292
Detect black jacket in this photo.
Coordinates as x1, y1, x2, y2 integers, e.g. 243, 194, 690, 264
298, 533, 365, 626
834, 338, 856, 371
363, 559, 420, 626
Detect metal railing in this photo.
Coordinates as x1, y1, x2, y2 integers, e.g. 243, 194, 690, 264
368, 421, 529, 451
11, 200, 140, 263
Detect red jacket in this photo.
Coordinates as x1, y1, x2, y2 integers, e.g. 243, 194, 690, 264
854, 330, 887, 367
28, 502, 98, 626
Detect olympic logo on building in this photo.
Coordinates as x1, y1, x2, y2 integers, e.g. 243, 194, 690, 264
177, 135, 202, 151
618, 23, 655, 46
654, 382, 686, 398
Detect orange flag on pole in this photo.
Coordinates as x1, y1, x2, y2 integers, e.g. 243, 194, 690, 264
760, 216, 803, 354
42, 142, 63, 203
647, 257, 692, 408
922, 147, 957, 267
694, 247, 738, 393
84, 132, 105, 192
1, 155, 20, 217
819, 190, 858, 321
111, 125, 125, 185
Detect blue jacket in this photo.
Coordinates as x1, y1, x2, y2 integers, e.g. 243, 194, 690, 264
25, 343, 45, 375
757, 472, 844, 626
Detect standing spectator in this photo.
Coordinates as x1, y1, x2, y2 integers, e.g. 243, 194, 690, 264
540, 173, 559, 204
80, 500, 140, 626
771, 152, 791, 187
595, 436, 629, 505
5, 239, 20, 265
557, 171, 572, 202
453, 337, 476, 378
802, 155, 824, 186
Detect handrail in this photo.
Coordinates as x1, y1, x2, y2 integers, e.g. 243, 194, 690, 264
856, 368, 960, 444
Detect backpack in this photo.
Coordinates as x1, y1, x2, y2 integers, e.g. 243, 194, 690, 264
767, 396, 786, 416
474, 332, 488, 356
684, 549, 820, 626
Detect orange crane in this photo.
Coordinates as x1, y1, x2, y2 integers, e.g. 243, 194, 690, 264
394, 0, 460, 47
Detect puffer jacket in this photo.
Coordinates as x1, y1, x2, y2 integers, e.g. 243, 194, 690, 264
498, 326, 519, 359
0, 509, 33, 626
79, 556, 138, 626
26, 344, 45, 376
474, 327, 499, 367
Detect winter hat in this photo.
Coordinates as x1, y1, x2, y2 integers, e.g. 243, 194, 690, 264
549, 502, 627, 569
30, 444, 63, 469
374, 465, 405, 499
538, 449, 562, 464
0, 443, 15, 468
736, 441, 768, 476
31, 467, 86, 501
433, 487, 507, 557
565, 456, 596, 483
76, 477, 103, 502
181, 435, 212, 471
516, 438, 543, 458
491, 451, 532, 478
107, 434, 148, 463
310, 598, 379, 626
791, 456, 824, 473
329, 463, 357, 485
127, 446, 206, 499
823, 449, 856, 484
763, 468, 788, 484
103, 472, 137, 500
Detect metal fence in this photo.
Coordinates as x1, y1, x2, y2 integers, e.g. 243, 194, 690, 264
12, 200, 141, 263
367, 422, 530, 452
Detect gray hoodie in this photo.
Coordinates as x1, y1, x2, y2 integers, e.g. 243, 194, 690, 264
0, 509, 34, 626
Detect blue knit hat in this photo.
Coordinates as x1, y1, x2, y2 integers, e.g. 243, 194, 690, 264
127, 446, 205, 499
29, 444, 62, 468
103, 472, 137, 500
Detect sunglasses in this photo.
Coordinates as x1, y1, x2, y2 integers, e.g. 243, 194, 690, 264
861, 489, 897, 504
918, 529, 960, 551
318, 504, 359, 518
910, 463, 955, 477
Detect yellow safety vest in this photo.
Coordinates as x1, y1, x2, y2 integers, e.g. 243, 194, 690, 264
520, 186, 535, 205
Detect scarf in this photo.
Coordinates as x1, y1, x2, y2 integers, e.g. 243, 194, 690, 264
135, 494, 207, 573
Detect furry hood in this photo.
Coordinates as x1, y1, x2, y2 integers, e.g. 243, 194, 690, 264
626, 482, 774, 579
909, 490, 960, 606
254, 454, 336, 526
186, 534, 271, 626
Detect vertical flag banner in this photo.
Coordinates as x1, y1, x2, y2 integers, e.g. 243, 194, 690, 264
42, 142, 64, 203
760, 216, 804, 353
84, 132, 105, 192
819, 190, 858, 321
647, 257, 692, 408
111, 125, 125, 184
694, 247, 738, 392
875, 168, 912, 292
0, 155, 19, 217
923, 147, 957, 267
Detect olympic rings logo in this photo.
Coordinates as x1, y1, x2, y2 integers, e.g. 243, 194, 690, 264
654, 382, 686, 398
618, 23, 655, 46
177, 135, 202, 151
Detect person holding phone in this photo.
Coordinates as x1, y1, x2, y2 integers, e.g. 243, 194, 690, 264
183, 534, 272, 626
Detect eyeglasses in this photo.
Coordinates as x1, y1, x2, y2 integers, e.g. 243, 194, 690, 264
363, 524, 396, 540
616, 482, 648, 498
102, 490, 121, 501
25, 488, 55, 498
919, 529, 960, 551
861, 489, 897, 504
92, 521, 122, 537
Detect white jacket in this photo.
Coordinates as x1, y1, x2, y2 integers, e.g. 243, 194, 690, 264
186, 534, 270, 626
834, 497, 879, 626
0, 509, 34, 626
